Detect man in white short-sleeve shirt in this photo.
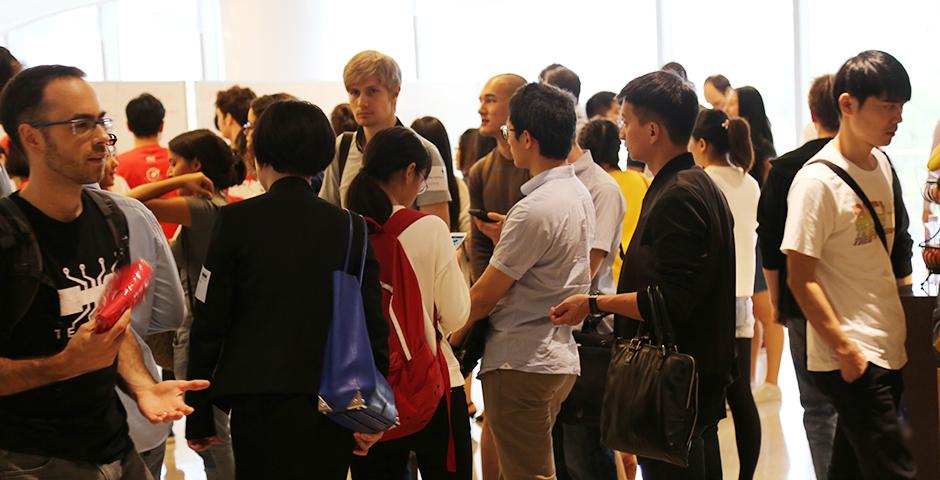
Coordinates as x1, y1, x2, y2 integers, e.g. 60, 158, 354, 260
782, 50, 915, 480
319, 50, 451, 225
457, 82, 594, 480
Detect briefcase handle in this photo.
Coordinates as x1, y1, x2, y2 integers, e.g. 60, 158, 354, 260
637, 285, 677, 349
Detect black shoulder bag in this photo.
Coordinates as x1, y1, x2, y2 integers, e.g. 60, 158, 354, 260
558, 314, 615, 425
600, 285, 699, 467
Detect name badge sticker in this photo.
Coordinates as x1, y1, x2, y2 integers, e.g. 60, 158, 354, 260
194, 267, 211, 303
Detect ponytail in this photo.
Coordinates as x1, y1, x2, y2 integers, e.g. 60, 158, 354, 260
725, 117, 754, 172
229, 156, 248, 188
347, 172, 394, 225
169, 129, 246, 190
691, 108, 755, 173
344, 126, 430, 225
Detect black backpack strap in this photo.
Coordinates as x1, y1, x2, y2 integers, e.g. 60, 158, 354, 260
84, 189, 130, 265
0, 196, 43, 341
811, 160, 888, 252
337, 132, 354, 182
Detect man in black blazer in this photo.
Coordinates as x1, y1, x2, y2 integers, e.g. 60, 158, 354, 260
552, 71, 736, 480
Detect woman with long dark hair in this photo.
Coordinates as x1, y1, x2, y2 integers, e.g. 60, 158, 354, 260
411, 117, 462, 233
727, 86, 776, 184
727, 86, 783, 402
690, 109, 762, 480
126, 128, 246, 479
346, 127, 472, 480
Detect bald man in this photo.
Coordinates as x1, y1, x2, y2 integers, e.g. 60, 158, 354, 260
466, 74, 529, 281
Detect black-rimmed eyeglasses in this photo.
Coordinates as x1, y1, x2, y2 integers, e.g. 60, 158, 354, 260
28, 117, 113, 137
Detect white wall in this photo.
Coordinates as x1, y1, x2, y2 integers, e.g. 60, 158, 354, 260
90, 81, 188, 154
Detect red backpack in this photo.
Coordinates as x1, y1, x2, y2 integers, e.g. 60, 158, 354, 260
367, 209, 453, 447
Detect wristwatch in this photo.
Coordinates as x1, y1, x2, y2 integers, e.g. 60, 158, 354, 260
588, 294, 606, 318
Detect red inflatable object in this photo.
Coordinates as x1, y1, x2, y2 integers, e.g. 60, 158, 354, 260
94, 260, 153, 333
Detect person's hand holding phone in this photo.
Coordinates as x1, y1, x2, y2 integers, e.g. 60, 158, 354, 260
470, 209, 506, 245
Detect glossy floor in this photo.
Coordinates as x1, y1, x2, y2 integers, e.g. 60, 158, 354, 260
162, 336, 816, 479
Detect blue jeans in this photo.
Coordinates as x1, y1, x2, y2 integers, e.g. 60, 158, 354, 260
562, 423, 617, 480
787, 317, 838, 479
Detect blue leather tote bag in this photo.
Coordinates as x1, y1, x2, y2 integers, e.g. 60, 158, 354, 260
318, 211, 398, 433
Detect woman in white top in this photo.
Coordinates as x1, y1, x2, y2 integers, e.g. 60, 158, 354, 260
689, 108, 762, 480
345, 127, 472, 480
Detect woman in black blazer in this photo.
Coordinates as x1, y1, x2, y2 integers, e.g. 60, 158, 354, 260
185, 100, 390, 479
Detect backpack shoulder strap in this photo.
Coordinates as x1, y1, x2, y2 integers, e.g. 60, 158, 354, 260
84, 189, 130, 265
810, 159, 888, 252
383, 208, 427, 238
337, 132, 354, 182
0, 196, 43, 341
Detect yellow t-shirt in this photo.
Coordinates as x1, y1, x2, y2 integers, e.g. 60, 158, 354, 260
608, 170, 650, 286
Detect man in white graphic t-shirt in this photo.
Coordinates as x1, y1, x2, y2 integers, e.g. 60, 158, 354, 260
782, 50, 915, 480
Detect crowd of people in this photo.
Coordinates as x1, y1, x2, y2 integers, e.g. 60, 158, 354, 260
0, 42, 923, 480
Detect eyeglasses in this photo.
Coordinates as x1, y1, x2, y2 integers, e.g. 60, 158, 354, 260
28, 117, 113, 137
500, 124, 515, 141
616, 118, 625, 129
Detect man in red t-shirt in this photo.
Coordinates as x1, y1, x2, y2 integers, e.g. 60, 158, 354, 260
117, 93, 178, 239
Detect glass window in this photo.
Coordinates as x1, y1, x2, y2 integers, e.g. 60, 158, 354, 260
7, 6, 105, 80
801, 0, 940, 283
660, 0, 798, 153
112, 0, 207, 81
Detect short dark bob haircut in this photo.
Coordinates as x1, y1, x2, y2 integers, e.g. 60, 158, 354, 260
252, 100, 335, 176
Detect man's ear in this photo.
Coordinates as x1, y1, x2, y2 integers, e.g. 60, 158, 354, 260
838, 92, 856, 117
17, 124, 44, 155
648, 120, 662, 146
522, 130, 536, 152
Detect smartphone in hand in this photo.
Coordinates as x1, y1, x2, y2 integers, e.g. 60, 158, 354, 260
469, 209, 498, 223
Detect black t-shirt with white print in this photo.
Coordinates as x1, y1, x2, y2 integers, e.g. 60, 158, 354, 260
0, 191, 131, 463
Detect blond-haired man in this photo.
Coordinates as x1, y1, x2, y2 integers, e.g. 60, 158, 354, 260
319, 50, 451, 224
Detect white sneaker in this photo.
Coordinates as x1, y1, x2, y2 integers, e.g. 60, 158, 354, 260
752, 383, 782, 403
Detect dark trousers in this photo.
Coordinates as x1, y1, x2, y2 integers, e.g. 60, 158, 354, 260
727, 338, 761, 480
638, 422, 721, 480
350, 387, 472, 480
0, 447, 151, 480
812, 364, 916, 480
229, 394, 354, 480
639, 375, 727, 480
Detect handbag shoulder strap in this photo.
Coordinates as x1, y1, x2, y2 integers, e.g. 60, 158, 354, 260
340, 210, 369, 284
810, 159, 888, 252
356, 213, 368, 282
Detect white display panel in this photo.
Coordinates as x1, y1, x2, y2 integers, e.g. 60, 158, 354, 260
90, 81, 188, 155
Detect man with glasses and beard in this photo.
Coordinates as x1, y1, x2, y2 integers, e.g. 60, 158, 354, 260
0, 65, 207, 479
